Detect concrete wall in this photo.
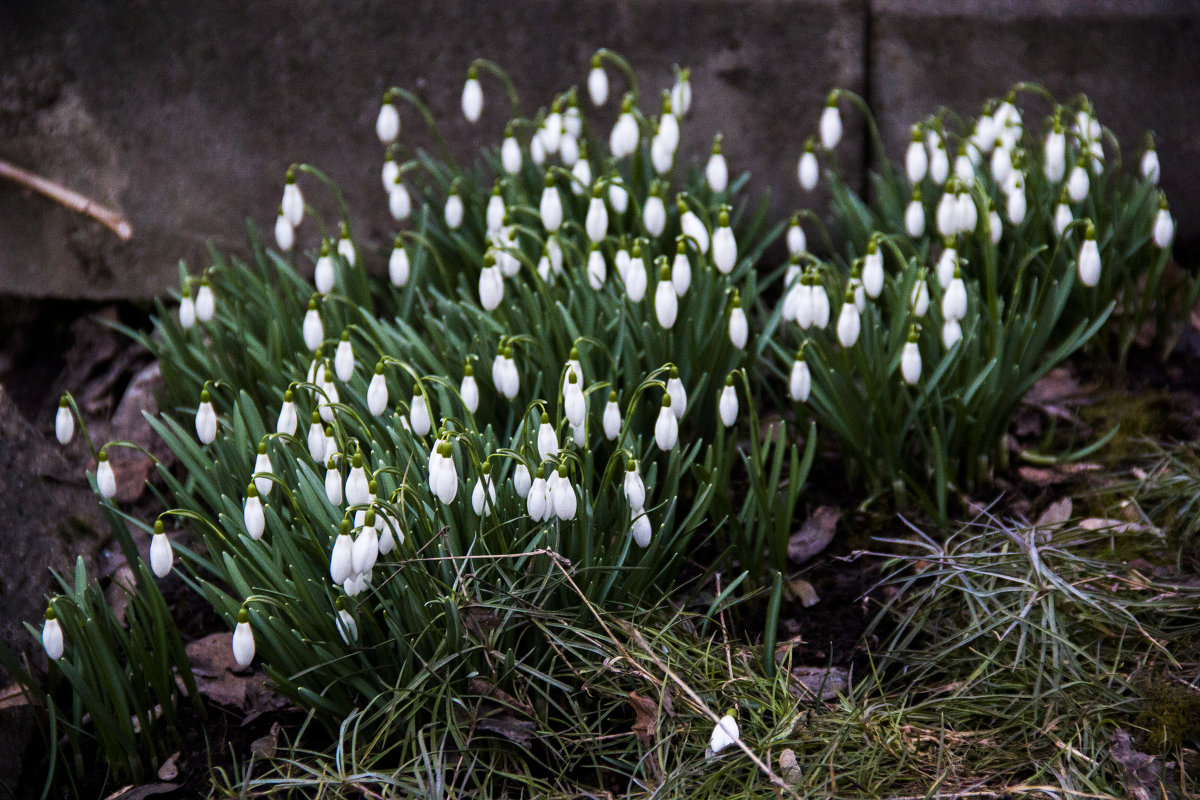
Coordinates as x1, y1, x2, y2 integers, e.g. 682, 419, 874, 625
1, 0, 1197, 300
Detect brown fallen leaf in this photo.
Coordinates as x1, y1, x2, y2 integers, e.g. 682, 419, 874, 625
1110, 728, 1161, 800
629, 691, 660, 746
779, 748, 802, 786
462, 605, 500, 643
156, 751, 180, 781
787, 506, 842, 565
250, 722, 281, 759
0, 683, 32, 710
1034, 497, 1072, 528
468, 677, 533, 716
186, 632, 239, 676
789, 666, 849, 700
790, 579, 821, 608
475, 714, 536, 747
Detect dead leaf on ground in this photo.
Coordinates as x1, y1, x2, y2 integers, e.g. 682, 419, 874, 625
779, 748, 802, 786
186, 632, 239, 676
250, 722, 281, 759
468, 677, 533, 716
789, 578, 821, 608
1078, 517, 1155, 536
462, 605, 500, 643
1034, 497, 1072, 528
789, 666, 849, 700
156, 751, 180, 781
0, 683, 32, 710
185, 633, 285, 715
629, 691, 660, 746
475, 714, 537, 747
1110, 728, 1162, 800
787, 506, 842, 565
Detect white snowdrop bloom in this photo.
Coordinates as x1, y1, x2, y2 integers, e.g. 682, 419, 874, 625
657, 104, 680, 154
387, 238, 411, 287
990, 144, 1012, 187
1154, 201, 1175, 249
331, 520, 354, 584
624, 460, 646, 511
820, 95, 842, 149
954, 149, 974, 183
655, 396, 679, 450
303, 300, 324, 352
537, 252, 553, 284
943, 271, 967, 321
910, 276, 930, 318
988, 204, 1003, 245
541, 108, 563, 155
1067, 163, 1090, 203
644, 192, 667, 236
527, 467, 549, 521
497, 227, 521, 277
588, 56, 609, 106
530, 133, 546, 166
335, 226, 356, 266
564, 372, 586, 428
240, 485, 265, 539
282, 174, 303, 227
563, 350, 583, 396
974, 111, 997, 154
837, 291, 861, 348
537, 413, 558, 463
336, 606, 358, 644
513, 462, 532, 498
906, 195, 926, 237
461, 69, 483, 122
790, 355, 811, 402
377, 511, 400, 554
314, 242, 335, 295
553, 466, 577, 521
433, 441, 458, 504
253, 443, 273, 496
345, 453, 370, 507
547, 235, 563, 275
325, 459, 343, 505
232, 609, 255, 667
729, 299, 748, 350
942, 318, 963, 349
615, 247, 631, 281
491, 350, 506, 396
196, 279, 215, 323
671, 240, 692, 296
707, 710, 740, 759
540, 177, 563, 232
936, 190, 957, 238
334, 335, 354, 382
501, 133, 522, 175
196, 391, 218, 444
352, 522, 379, 576
1078, 226, 1101, 287
901, 335, 922, 385
957, 190, 978, 234
307, 412, 326, 461
811, 280, 831, 329
42, 610, 64, 661
863, 240, 884, 298
179, 289, 196, 330
479, 256, 504, 311
794, 279, 815, 330
712, 211, 737, 274
587, 247, 607, 290
610, 97, 639, 158
486, 188, 505, 233
275, 210, 294, 252
1054, 199, 1073, 238
719, 377, 739, 428
706, 138, 728, 192
667, 367, 687, 419
1141, 146, 1160, 184
655, 264, 678, 329
626, 247, 648, 302
631, 510, 652, 548
472, 464, 497, 516
1006, 181, 1027, 225
150, 522, 173, 578
651, 133, 674, 176
905, 128, 928, 183
376, 95, 399, 144
603, 391, 621, 440
798, 145, 819, 191
850, 277, 866, 312
55, 396, 74, 445
585, 189, 608, 242
680, 202, 710, 254
670, 70, 692, 116
564, 101, 582, 138
381, 154, 399, 194
460, 365, 479, 413
1044, 126, 1066, 182
936, 246, 958, 288
322, 426, 338, 465
558, 132, 579, 167
410, 390, 431, 436
444, 190, 464, 231
389, 182, 412, 221
929, 140, 949, 186
608, 178, 629, 214
787, 217, 807, 255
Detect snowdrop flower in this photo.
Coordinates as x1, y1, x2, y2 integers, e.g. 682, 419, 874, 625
706, 135, 728, 192
657, 95, 681, 151
381, 148, 399, 193
563, 131, 581, 165
610, 95, 639, 158
614, 245, 631, 281
836, 288, 861, 348
196, 389, 218, 444
712, 210, 737, 274
196, 277, 215, 323
1078, 223, 1101, 287
281, 170, 303, 227
303, 298, 323, 352
862, 238, 884, 299
331, 519, 354, 584
623, 459, 647, 512
324, 457, 343, 505
537, 412, 558, 463
460, 364, 479, 414
819, 92, 842, 149
631, 509, 652, 548
513, 462, 532, 498
987, 201, 1003, 245
797, 141, 819, 191
901, 328, 922, 385
541, 102, 563, 155
442, 186, 464, 232
432, 440, 458, 504
389, 181, 412, 221
942, 266, 967, 321
334, 332, 355, 383
671, 239, 692, 296
96, 450, 117, 498
956, 187, 977, 234
383, 238, 409, 288
179, 283, 196, 329
707, 710, 740, 759
564, 96, 582, 138
789, 351, 811, 402
643, 186, 667, 237
905, 126, 928, 183
728, 293, 748, 349
585, 245, 607, 289
626, 243, 648, 302
990, 142, 1013, 187
41, 607, 64, 661
588, 54, 609, 106
336, 223, 356, 267
345, 451, 370, 507
250, 441, 273, 496
655, 261, 678, 329
501, 126, 522, 175
1154, 197, 1174, 249
667, 366, 687, 419
608, 177, 629, 214
906, 190, 926, 237
670, 68, 692, 116
1053, 193, 1073, 238
232, 608, 255, 667
794, 273, 815, 330
336, 601, 358, 644
974, 105, 997, 154
150, 520, 173, 578
1140, 139, 1160, 184
479, 253, 505, 312
571, 143, 592, 194
954, 145, 974, 183
585, 186, 609, 243
410, 388, 431, 436
655, 395, 678, 450
1067, 160, 1090, 203
486, 184, 505, 233
849, 274, 866, 313
936, 244, 958, 288
491, 347, 506, 398
564, 371, 586, 428
378, 508, 401, 555
811, 277, 830, 329
603, 391, 621, 440
323, 425, 338, 465
539, 175, 563, 232
461, 67, 483, 122
376, 91, 399, 143
936, 189, 957, 238
55, 396, 74, 445
552, 465, 577, 521
942, 318, 962, 349
679, 197, 709, 254
718, 375, 739, 428
929, 137, 949, 186
1006, 178, 1026, 225
529, 132, 546, 166
786, 215, 807, 256
352, 515, 380, 576
314, 241, 335, 295
651, 131, 674, 175
305, 410, 326, 461
275, 209, 294, 251
1044, 120, 1066, 182
910, 273, 930, 318
527, 466, 550, 521
472, 461, 497, 515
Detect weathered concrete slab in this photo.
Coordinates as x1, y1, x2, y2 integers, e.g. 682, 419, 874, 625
871, 0, 1200, 251
0, 0, 865, 299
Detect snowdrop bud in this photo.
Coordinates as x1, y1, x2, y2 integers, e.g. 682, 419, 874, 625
501, 128, 522, 175
1067, 161, 1090, 203
603, 391, 621, 440
376, 93, 400, 144
929, 138, 949, 186
588, 54, 609, 106
585, 187, 609, 243
513, 463, 532, 498
542, 104, 564, 155
479, 254, 504, 312
461, 67, 483, 123
786, 215, 807, 255
729, 294, 748, 349
540, 175, 563, 232
988, 202, 1003, 245
486, 184, 505, 232
529, 132, 546, 166
671, 238, 692, 296
472, 462, 497, 516
942, 318, 962, 348
990, 143, 1012, 187
850, 275, 866, 312
527, 466, 549, 521
275, 209, 294, 252
331, 332, 353, 382
631, 510, 652, 548
322, 426, 337, 465
906, 191, 926, 237
179, 283, 196, 330
655, 395, 679, 451
610, 95, 639, 158
706, 136, 728, 192
936, 244, 958, 288
334, 222, 355, 267
319, 456, 341, 505
608, 178, 629, 214
388, 179, 412, 221
439, 187, 463, 233
708, 710, 740, 758
282, 170, 303, 227
238, 483, 264, 539
794, 275, 815, 330
352, 518, 379, 576
306, 411, 326, 461
1006, 180, 1026, 225
679, 198, 710, 254
667, 366, 687, 420
957, 189, 978, 234
559, 132, 578, 170
405, 388, 428, 436
954, 145, 974, 183
643, 190, 667, 237
613, 245, 631, 281
330, 519, 354, 584
1054, 194, 1073, 238
789, 352, 811, 402
537, 412, 558, 463
249, 440, 272, 497
1078, 224, 1101, 287
1141, 141, 1160, 184
719, 375, 739, 428
906, 127, 928, 183
150, 520, 173, 578
502, 347, 520, 400
381, 148, 399, 192
657, 99, 680, 153
910, 274, 930, 318
626, 244, 648, 302
336, 601, 358, 644
564, 372, 586, 428
1154, 198, 1174, 249
460, 364, 479, 414
42, 608, 64, 661
378, 509, 400, 554
798, 142, 819, 191
670, 68, 692, 116
553, 465, 577, 521
96, 449, 116, 499
232, 608, 255, 667
819, 93, 842, 149
1044, 122, 1066, 182
712, 210, 737, 274
943, 268, 967, 321
655, 261, 678, 329
811, 279, 831, 330
195, 390, 218, 444
381, 241, 409, 291
344, 452, 369, 507
434, 441, 458, 504
837, 289, 861, 348
936, 189, 957, 238
901, 329, 922, 385
55, 396, 74, 445
313, 241, 335, 295
196, 277, 215, 323
862, 239, 884, 298
571, 146, 592, 194
303, 299, 324, 352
